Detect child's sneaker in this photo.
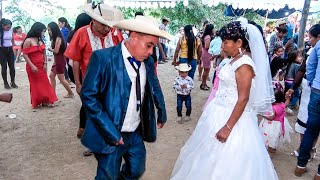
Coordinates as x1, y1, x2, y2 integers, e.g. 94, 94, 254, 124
185, 116, 191, 122
286, 107, 294, 115
176, 116, 183, 124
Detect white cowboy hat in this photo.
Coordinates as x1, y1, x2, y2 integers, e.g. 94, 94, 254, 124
82, 3, 124, 27
162, 17, 170, 22
114, 15, 173, 41
275, 19, 287, 28
175, 63, 191, 72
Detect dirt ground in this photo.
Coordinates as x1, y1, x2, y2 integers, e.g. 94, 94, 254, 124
0, 59, 319, 180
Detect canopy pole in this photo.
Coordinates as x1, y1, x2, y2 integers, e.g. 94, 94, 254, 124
264, 11, 269, 29
242, 9, 247, 16
298, 0, 311, 48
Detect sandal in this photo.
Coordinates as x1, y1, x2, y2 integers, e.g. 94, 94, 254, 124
42, 103, 55, 107
291, 150, 299, 157
200, 84, 210, 91
83, 149, 93, 156
64, 94, 74, 98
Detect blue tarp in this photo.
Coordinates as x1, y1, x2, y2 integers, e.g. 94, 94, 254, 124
224, 5, 296, 19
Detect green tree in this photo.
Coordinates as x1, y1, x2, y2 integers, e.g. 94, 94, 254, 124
5, 0, 66, 31
120, 0, 263, 34
4, 0, 34, 30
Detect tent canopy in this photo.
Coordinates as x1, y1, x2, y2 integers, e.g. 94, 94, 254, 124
224, 5, 296, 19
202, 0, 314, 11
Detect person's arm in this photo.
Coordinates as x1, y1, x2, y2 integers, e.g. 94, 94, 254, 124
151, 59, 167, 128
43, 47, 48, 71
306, 45, 319, 85
262, 110, 275, 120
197, 39, 202, 61
11, 33, 15, 46
204, 36, 210, 50
172, 39, 181, 65
216, 64, 254, 143
284, 38, 293, 49
49, 37, 62, 54
294, 64, 301, 77
73, 61, 82, 94
80, 51, 122, 145
22, 39, 38, 72
64, 30, 84, 93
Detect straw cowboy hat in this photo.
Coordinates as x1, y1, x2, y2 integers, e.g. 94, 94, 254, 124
114, 15, 173, 40
82, 2, 124, 27
275, 19, 287, 28
175, 63, 192, 72
162, 17, 170, 22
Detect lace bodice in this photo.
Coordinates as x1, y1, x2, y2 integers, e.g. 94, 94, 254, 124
213, 55, 256, 111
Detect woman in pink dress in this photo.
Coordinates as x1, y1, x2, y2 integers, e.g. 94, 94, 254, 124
200, 24, 214, 90
22, 22, 58, 108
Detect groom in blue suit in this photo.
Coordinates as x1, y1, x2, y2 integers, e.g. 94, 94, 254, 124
80, 15, 169, 180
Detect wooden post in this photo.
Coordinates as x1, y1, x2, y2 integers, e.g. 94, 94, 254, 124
298, 0, 311, 48
264, 11, 269, 29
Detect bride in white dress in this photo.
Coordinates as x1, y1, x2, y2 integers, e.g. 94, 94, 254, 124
170, 19, 279, 180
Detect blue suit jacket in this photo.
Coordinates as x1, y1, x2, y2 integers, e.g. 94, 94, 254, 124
80, 43, 167, 154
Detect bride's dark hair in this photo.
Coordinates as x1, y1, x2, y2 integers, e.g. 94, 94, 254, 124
219, 21, 250, 52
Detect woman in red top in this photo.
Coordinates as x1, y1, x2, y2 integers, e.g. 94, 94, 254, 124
13, 26, 26, 62
22, 22, 58, 108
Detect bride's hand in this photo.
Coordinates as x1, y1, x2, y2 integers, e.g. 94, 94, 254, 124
216, 125, 231, 143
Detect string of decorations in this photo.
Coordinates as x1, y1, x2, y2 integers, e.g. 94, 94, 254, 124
109, 0, 189, 8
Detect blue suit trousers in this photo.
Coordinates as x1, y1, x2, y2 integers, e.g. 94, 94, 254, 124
94, 131, 146, 180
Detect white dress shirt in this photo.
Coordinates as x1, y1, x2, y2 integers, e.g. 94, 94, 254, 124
121, 41, 147, 132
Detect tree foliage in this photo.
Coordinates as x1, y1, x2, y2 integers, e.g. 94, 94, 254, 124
4, 0, 34, 30
4, 0, 66, 31
120, 0, 264, 34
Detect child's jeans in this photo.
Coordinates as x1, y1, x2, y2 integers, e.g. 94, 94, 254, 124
285, 80, 300, 107
177, 94, 192, 117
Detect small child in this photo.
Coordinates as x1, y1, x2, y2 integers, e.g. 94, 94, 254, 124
270, 45, 286, 91
173, 63, 194, 124
285, 49, 303, 113
259, 89, 293, 154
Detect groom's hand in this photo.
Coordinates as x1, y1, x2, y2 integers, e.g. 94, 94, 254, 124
157, 123, 165, 129
115, 137, 124, 146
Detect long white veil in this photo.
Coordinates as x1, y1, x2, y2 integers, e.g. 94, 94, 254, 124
238, 17, 275, 115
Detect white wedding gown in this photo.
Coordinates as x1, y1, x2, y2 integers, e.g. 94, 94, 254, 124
171, 55, 278, 180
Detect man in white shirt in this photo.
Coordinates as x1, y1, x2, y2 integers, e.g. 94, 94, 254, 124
159, 17, 170, 63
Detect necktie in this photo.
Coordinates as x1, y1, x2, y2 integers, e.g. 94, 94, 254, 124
128, 57, 141, 112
